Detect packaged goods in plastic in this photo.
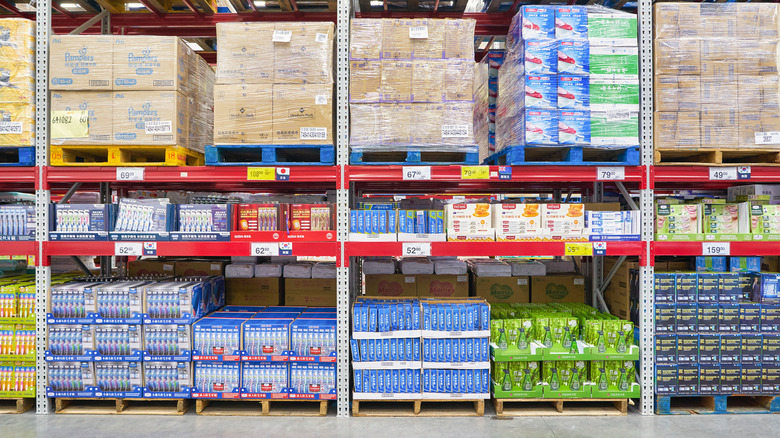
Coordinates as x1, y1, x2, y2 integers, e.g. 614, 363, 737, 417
272, 84, 333, 144
0, 18, 35, 144
113, 36, 190, 92
0, 18, 35, 62
51, 91, 112, 145
113, 91, 188, 146
475, 60, 490, 161
0, 102, 33, 146
213, 84, 273, 144
50, 35, 113, 91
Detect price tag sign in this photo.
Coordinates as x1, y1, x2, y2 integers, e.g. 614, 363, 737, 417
51, 110, 89, 139
250, 243, 279, 257
409, 26, 429, 39
597, 166, 625, 181
403, 166, 431, 181
564, 243, 593, 256
403, 242, 431, 257
247, 167, 276, 181
115, 242, 143, 256
116, 167, 144, 181
272, 30, 292, 42
461, 166, 490, 180
755, 132, 780, 145
709, 167, 738, 181
702, 242, 730, 256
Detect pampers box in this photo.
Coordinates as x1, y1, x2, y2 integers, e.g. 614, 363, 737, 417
524, 75, 557, 109
555, 7, 588, 40
558, 75, 589, 110
525, 109, 558, 145
558, 41, 589, 75
525, 40, 557, 75
558, 111, 590, 145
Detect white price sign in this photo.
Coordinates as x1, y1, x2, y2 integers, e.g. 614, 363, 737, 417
115, 242, 142, 256
403, 166, 431, 181
702, 242, 730, 256
116, 167, 144, 181
597, 166, 625, 181
709, 167, 737, 181
755, 132, 780, 145
251, 242, 279, 257
403, 242, 431, 257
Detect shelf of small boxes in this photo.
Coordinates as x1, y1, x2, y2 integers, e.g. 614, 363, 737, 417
654, 256, 780, 397
0, 275, 42, 399
490, 303, 640, 399
350, 298, 491, 400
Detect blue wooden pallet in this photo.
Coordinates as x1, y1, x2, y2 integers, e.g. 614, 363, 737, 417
656, 394, 780, 415
0, 147, 34, 166
484, 145, 640, 166
350, 148, 479, 165
205, 144, 334, 166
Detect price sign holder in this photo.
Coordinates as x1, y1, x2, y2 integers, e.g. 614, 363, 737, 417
402, 166, 431, 181
597, 167, 625, 181
702, 242, 730, 256
117, 168, 144, 181
248, 167, 289, 181
709, 167, 738, 181
114, 242, 143, 256
402, 242, 432, 257
564, 243, 593, 257
461, 166, 490, 180
250, 243, 279, 257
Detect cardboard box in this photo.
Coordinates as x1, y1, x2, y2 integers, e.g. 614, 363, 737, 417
50, 91, 113, 145
699, 365, 721, 395
700, 4, 737, 39
174, 261, 227, 277
225, 278, 282, 306
50, 35, 113, 90
470, 274, 529, 304
444, 19, 475, 60
273, 22, 334, 84
0, 103, 34, 146
654, 76, 678, 112
653, 39, 699, 76
737, 3, 761, 38
416, 274, 469, 298
677, 3, 702, 38
382, 19, 413, 60
382, 103, 413, 144
655, 335, 677, 365
113, 36, 189, 92
654, 112, 701, 149
272, 84, 333, 145
760, 4, 780, 40
412, 19, 445, 60
412, 60, 444, 103
215, 22, 275, 84
701, 109, 738, 149
655, 304, 676, 334
349, 60, 381, 103
530, 274, 585, 304
213, 84, 273, 144
284, 278, 337, 306
113, 91, 188, 146
720, 365, 742, 393
653, 3, 679, 39
364, 274, 417, 297
444, 60, 473, 101
655, 366, 678, 395
411, 104, 444, 145
381, 60, 413, 102
677, 76, 701, 112
350, 19, 382, 60
128, 259, 175, 276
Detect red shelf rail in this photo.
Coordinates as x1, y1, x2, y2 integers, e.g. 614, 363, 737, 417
0, 241, 37, 257
345, 241, 644, 257
43, 241, 340, 258
654, 241, 780, 257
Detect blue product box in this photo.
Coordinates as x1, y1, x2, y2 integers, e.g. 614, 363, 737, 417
480, 304, 490, 331
428, 211, 436, 235
458, 307, 467, 331
382, 338, 391, 361
699, 365, 721, 395
459, 338, 467, 362
467, 370, 474, 393
761, 305, 780, 333
451, 339, 460, 362
437, 369, 445, 393
740, 303, 762, 333
359, 339, 368, 362
699, 334, 721, 365
677, 365, 699, 395
414, 369, 421, 393
354, 369, 362, 392
719, 305, 740, 333
386, 370, 393, 393
676, 273, 698, 304
413, 338, 420, 361
371, 210, 379, 235
742, 334, 763, 364
558, 40, 589, 75
444, 370, 452, 393
481, 338, 489, 361
558, 110, 590, 145
437, 339, 445, 362
445, 305, 453, 332
388, 210, 396, 234
445, 339, 453, 362
677, 334, 699, 365
654, 273, 676, 304
696, 273, 719, 304
655, 304, 676, 334
389, 338, 397, 361
350, 210, 357, 233
423, 369, 431, 392
357, 211, 365, 234
376, 370, 384, 393
392, 369, 400, 393
423, 339, 431, 362
754, 273, 780, 303
521, 5, 556, 40
676, 304, 698, 333
50, 204, 113, 241
369, 306, 378, 332
720, 365, 742, 393
762, 365, 780, 393
738, 273, 756, 301
763, 335, 780, 364
473, 369, 481, 394
720, 334, 742, 364
695, 256, 727, 272
350, 339, 359, 362
379, 211, 387, 234
730, 257, 761, 272
482, 369, 490, 393
412, 305, 420, 330
369, 370, 377, 393
655, 366, 678, 395
451, 369, 459, 393
555, 6, 588, 39
697, 304, 719, 333
557, 75, 590, 110
655, 335, 677, 365
405, 211, 415, 235
525, 40, 557, 75
367, 339, 376, 361
438, 305, 446, 330
390, 304, 398, 331
719, 273, 742, 304
525, 75, 557, 109
399, 369, 406, 393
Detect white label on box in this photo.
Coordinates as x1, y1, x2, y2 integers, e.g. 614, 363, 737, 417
163, 264, 173, 271
606, 110, 631, 121
210, 263, 221, 271
409, 26, 429, 39
457, 275, 467, 282
251, 243, 280, 257
0, 121, 23, 134
115, 242, 142, 256
709, 167, 737, 181
116, 167, 144, 181
518, 279, 528, 285
755, 132, 780, 145
442, 125, 470, 138
272, 30, 292, 42
597, 166, 625, 181
315, 95, 328, 105
403, 242, 431, 257
315, 33, 328, 43
573, 278, 585, 285
300, 127, 327, 140
144, 121, 172, 134
405, 277, 416, 283
702, 242, 730, 256
403, 166, 431, 180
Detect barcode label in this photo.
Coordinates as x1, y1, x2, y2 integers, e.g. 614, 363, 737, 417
0, 121, 23, 134
315, 33, 328, 43
442, 125, 470, 138
409, 26, 429, 39
145, 121, 173, 134
300, 127, 327, 140
755, 132, 780, 145
315, 95, 328, 105
606, 110, 631, 121
273, 30, 292, 42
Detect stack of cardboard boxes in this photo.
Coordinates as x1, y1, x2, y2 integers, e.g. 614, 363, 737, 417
474, 51, 504, 162
0, 19, 35, 148
653, 3, 780, 150
49, 35, 214, 152
214, 22, 334, 146
349, 18, 476, 150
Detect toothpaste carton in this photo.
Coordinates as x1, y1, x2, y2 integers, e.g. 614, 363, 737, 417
521, 6, 556, 40
589, 111, 639, 146
525, 40, 557, 75
590, 47, 639, 80
558, 111, 590, 145
558, 40, 589, 75
555, 6, 588, 40
541, 203, 585, 236
558, 75, 589, 110
525, 109, 558, 145
656, 204, 702, 238
587, 11, 638, 47
589, 78, 640, 111
702, 203, 750, 237
524, 75, 557, 109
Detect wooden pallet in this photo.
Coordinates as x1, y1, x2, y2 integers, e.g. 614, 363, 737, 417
50, 145, 204, 166
0, 147, 35, 166
654, 148, 780, 166
0, 397, 34, 414
54, 398, 189, 415
493, 398, 630, 417
352, 399, 484, 417
195, 399, 329, 416
350, 149, 479, 165
656, 394, 780, 415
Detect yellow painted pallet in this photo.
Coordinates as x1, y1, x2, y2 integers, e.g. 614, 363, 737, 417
50, 145, 204, 167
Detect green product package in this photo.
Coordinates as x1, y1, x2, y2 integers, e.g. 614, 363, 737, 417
590, 111, 639, 147
587, 12, 638, 46
589, 47, 638, 79
589, 79, 639, 111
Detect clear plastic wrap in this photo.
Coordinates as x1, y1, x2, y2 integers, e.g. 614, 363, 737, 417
0, 18, 34, 146
474, 59, 490, 161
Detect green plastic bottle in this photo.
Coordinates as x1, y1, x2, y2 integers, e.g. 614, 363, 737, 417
562, 327, 572, 349
569, 335, 578, 354
597, 330, 606, 353
618, 368, 629, 391
498, 327, 508, 351
501, 368, 512, 391
549, 367, 560, 391
598, 368, 608, 391
522, 368, 533, 391
516, 327, 528, 350
616, 330, 627, 353
543, 327, 553, 348
570, 368, 581, 391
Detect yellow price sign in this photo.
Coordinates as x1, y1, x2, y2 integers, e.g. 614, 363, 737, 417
564, 242, 593, 256
51, 110, 89, 139
461, 166, 490, 180
247, 167, 276, 181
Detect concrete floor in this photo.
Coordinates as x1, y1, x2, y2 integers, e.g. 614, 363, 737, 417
2, 410, 780, 438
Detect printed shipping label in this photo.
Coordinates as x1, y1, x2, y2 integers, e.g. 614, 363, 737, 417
273, 30, 292, 42
144, 121, 173, 134
756, 132, 780, 145
0, 121, 23, 134
442, 125, 470, 138
300, 127, 327, 140
409, 26, 429, 39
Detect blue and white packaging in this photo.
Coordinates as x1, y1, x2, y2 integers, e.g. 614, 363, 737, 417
558, 40, 589, 75
50, 204, 112, 241
93, 324, 143, 361
46, 361, 96, 397
558, 111, 591, 145
144, 323, 192, 361
350, 339, 360, 362
525, 109, 558, 145
172, 204, 231, 241
555, 6, 588, 39
193, 361, 241, 397
525, 40, 557, 75
0, 205, 35, 241
557, 75, 589, 110
94, 361, 143, 397
143, 361, 192, 398
525, 75, 557, 109
521, 6, 556, 40
47, 324, 95, 360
